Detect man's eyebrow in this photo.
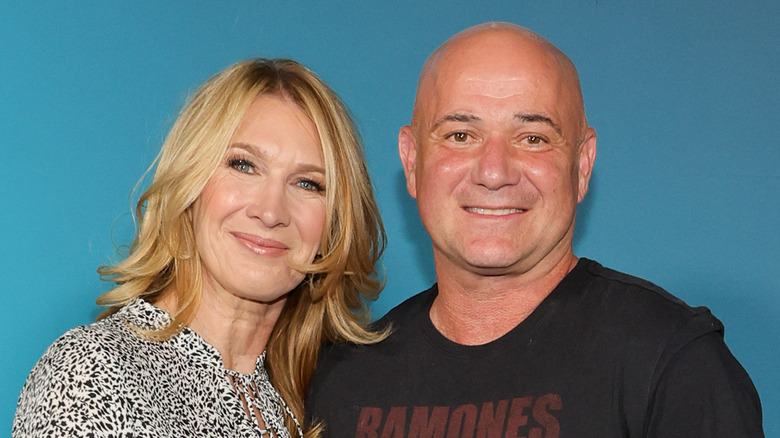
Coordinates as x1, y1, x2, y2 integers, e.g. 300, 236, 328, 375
515, 113, 562, 135
430, 112, 562, 135
431, 113, 481, 131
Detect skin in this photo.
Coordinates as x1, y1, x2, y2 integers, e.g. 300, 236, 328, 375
398, 23, 597, 345
184, 94, 327, 373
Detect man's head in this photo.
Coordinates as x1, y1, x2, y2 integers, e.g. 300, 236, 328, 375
399, 22, 597, 282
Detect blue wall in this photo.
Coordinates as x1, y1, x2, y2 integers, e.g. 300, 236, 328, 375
2, 1, 777, 434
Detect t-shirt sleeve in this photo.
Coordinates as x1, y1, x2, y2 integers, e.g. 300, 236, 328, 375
645, 318, 764, 437
12, 329, 130, 438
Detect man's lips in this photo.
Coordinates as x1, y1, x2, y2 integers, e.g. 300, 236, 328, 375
465, 207, 526, 216
231, 232, 289, 255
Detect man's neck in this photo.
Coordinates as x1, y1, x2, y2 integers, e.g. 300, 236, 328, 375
430, 253, 578, 345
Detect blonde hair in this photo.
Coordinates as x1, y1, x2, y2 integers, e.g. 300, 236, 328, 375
97, 58, 387, 436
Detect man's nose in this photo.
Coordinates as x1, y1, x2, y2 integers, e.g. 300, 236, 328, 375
472, 135, 521, 190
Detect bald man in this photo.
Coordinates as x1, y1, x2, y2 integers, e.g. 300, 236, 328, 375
306, 23, 763, 437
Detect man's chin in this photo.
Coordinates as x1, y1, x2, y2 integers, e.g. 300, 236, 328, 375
461, 255, 528, 277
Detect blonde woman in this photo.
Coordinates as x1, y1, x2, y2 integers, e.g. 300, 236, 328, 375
13, 58, 385, 438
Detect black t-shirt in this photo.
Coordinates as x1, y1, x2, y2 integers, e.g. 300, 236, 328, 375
306, 258, 763, 437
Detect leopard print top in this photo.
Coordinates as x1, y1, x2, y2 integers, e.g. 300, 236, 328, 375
13, 299, 301, 438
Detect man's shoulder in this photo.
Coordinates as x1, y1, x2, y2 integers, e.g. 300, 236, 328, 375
578, 258, 674, 294
307, 287, 437, 417
572, 258, 723, 336
313, 286, 435, 373
375, 284, 437, 328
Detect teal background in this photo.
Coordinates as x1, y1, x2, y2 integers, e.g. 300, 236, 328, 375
1, 1, 778, 435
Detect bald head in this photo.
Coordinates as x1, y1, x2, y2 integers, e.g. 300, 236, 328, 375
397, 21, 597, 283
411, 22, 587, 140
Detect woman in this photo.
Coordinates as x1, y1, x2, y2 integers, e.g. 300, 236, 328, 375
13, 58, 386, 437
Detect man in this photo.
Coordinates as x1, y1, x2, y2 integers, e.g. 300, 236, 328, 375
306, 22, 763, 437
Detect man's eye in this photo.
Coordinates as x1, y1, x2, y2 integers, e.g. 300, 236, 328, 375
527, 136, 541, 144
449, 132, 469, 142
524, 135, 546, 145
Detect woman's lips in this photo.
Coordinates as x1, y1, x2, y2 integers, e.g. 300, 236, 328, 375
231, 232, 289, 256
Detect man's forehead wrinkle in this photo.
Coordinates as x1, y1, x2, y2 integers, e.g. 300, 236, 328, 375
459, 75, 543, 101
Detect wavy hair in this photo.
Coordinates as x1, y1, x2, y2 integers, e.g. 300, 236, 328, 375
97, 58, 387, 436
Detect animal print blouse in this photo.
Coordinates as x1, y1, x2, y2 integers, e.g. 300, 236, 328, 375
13, 299, 301, 438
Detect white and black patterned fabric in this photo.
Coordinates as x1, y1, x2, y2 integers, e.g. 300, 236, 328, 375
13, 299, 300, 438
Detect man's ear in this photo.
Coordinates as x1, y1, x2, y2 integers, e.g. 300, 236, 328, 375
398, 125, 418, 199
577, 127, 597, 203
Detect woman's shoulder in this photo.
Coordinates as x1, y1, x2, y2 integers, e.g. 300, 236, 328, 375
27, 315, 130, 385
13, 299, 180, 437
13, 315, 137, 437
39, 299, 176, 373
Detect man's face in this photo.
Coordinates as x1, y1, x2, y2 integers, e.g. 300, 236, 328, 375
399, 32, 596, 280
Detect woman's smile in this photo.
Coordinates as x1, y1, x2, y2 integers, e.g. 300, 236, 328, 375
231, 231, 289, 257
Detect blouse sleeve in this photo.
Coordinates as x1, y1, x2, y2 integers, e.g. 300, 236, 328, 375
12, 327, 132, 438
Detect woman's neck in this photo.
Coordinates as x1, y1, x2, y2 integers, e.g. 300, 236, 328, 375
158, 288, 286, 374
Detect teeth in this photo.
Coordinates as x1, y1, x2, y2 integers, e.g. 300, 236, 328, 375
466, 207, 523, 215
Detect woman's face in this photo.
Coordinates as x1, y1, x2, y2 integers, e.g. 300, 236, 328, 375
189, 94, 327, 305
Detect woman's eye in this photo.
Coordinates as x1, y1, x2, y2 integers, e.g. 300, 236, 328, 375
228, 158, 255, 174
298, 179, 324, 193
